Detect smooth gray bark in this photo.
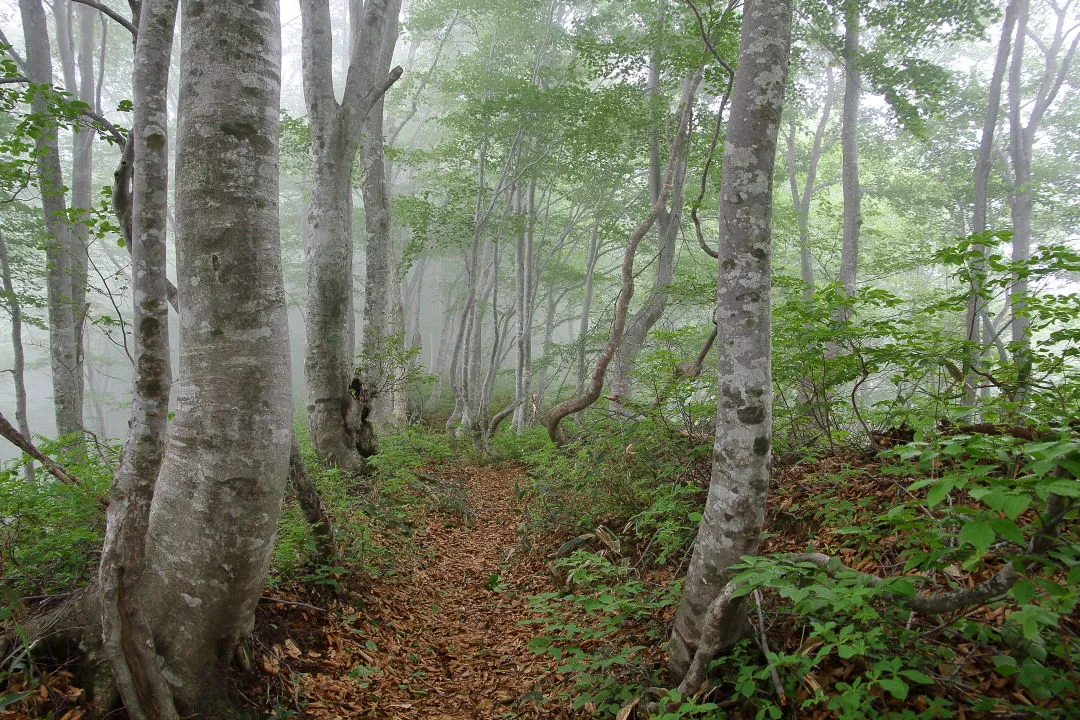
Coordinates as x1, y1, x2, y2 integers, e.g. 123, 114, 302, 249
839, 1, 861, 300
0, 228, 35, 482
97, 3, 179, 716
964, 0, 1018, 404
138, 1, 289, 711
512, 183, 535, 431
301, 0, 402, 470
360, 5, 401, 422
575, 215, 601, 401
19, 0, 83, 437
669, 0, 792, 678
785, 66, 835, 296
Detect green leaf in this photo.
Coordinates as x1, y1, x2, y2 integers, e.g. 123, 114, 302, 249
1001, 494, 1030, 521
899, 669, 934, 684
878, 676, 909, 700
988, 517, 1025, 546
924, 481, 950, 509
958, 519, 995, 558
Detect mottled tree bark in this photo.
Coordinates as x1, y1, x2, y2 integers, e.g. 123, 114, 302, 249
290, 436, 336, 566
19, 0, 83, 437
138, 1, 290, 712
97, 2, 179, 716
301, 0, 402, 470
669, 0, 792, 678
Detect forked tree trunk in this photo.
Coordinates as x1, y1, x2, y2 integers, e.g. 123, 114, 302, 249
784, 66, 834, 297
964, 0, 1018, 405
1005, 0, 1077, 393
669, 0, 792, 678
137, 1, 291, 711
301, 0, 402, 469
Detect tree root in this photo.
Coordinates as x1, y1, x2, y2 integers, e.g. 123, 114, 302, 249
1, 585, 118, 719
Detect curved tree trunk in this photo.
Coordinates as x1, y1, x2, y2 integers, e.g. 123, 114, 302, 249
138, 1, 290, 711
543, 71, 700, 445
669, 0, 792, 678
609, 43, 689, 403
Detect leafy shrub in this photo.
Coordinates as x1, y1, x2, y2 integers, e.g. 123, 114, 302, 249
0, 437, 115, 597
525, 551, 681, 717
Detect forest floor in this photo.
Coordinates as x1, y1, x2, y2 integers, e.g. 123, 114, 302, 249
246, 462, 576, 720
5, 449, 1076, 719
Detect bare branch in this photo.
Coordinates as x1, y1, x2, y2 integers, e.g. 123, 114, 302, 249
70, 0, 137, 36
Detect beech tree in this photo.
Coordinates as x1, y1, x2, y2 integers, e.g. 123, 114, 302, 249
301, 0, 402, 470
668, 0, 793, 679
17, 1, 290, 716
18, 0, 83, 438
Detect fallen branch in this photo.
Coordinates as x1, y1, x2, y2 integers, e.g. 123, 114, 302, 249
0, 410, 82, 487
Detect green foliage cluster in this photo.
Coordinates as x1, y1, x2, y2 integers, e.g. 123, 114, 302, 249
524, 550, 685, 717
508, 419, 709, 562
271, 427, 457, 587
0, 438, 114, 598
519, 233, 1080, 716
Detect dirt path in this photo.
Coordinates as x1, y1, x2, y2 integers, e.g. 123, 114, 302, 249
260, 463, 569, 719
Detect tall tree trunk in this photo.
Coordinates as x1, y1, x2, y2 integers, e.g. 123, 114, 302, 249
360, 9, 401, 421
513, 183, 535, 431
1005, 0, 1078, 393
669, 0, 792, 677
70, 0, 96, 398
785, 66, 834, 297
839, 1, 861, 300
301, 0, 402, 469
0, 228, 35, 482
138, 0, 290, 711
19, 0, 83, 438
98, 2, 180, 716
575, 215, 601, 398
964, 0, 1018, 405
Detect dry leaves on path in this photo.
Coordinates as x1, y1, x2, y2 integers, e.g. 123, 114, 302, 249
252, 464, 575, 719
